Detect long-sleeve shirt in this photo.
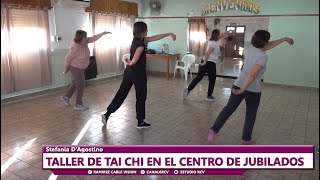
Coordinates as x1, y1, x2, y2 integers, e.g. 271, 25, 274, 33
64, 33, 105, 69
65, 42, 90, 69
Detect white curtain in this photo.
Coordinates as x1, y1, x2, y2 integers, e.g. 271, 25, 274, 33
1, 5, 52, 94
118, 16, 134, 72
92, 13, 134, 74
189, 19, 207, 57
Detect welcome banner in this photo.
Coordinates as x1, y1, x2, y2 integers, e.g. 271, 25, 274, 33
202, 0, 261, 15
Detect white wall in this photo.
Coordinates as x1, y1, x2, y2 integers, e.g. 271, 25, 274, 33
49, 0, 91, 50
49, 0, 141, 50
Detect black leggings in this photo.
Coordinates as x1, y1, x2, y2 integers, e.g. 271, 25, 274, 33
107, 67, 147, 124
188, 61, 216, 97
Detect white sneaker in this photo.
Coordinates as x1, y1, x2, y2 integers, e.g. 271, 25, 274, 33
74, 104, 89, 111
101, 114, 107, 125
183, 88, 189, 100
60, 96, 71, 107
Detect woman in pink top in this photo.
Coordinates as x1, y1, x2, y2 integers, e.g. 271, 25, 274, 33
61, 30, 111, 111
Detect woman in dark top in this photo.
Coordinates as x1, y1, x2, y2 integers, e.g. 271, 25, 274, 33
101, 21, 176, 129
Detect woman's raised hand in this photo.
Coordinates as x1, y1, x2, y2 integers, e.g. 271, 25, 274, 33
285, 38, 294, 45
170, 33, 176, 41
103, 31, 112, 35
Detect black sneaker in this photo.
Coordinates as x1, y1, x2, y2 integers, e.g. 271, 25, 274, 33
205, 96, 215, 102
101, 114, 109, 125
137, 122, 151, 129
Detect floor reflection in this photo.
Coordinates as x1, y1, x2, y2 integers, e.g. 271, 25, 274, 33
217, 57, 243, 77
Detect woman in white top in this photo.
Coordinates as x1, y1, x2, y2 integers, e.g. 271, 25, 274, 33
208, 30, 294, 145
184, 29, 229, 101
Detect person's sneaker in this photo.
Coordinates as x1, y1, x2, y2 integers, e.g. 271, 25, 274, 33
60, 96, 71, 107
74, 104, 89, 111
183, 88, 190, 100
101, 114, 109, 125
205, 96, 215, 102
207, 129, 217, 144
240, 140, 256, 145
137, 122, 151, 129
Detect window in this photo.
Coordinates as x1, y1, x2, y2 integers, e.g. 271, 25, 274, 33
1, 7, 52, 94
188, 18, 207, 57
227, 27, 235, 32
236, 27, 245, 33
91, 14, 134, 74
226, 26, 246, 33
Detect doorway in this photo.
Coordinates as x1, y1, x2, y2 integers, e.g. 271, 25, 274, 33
218, 25, 246, 78
190, 17, 269, 78
225, 26, 246, 59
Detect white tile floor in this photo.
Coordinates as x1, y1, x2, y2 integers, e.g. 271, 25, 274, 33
216, 57, 243, 77
1, 75, 319, 180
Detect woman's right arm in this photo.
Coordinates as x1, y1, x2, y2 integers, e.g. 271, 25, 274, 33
144, 33, 176, 43
232, 64, 263, 95
86, 31, 112, 44
262, 37, 294, 51
219, 32, 230, 40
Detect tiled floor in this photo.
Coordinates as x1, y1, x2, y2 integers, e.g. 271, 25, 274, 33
1, 75, 319, 180
191, 57, 243, 77
216, 57, 243, 77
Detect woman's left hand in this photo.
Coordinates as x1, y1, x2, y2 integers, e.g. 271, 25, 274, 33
200, 62, 206, 66
200, 60, 207, 66
170, 33, 176, 41
232, 88, 244, 95
285, 37, 294, 45
125, 58, 131, 65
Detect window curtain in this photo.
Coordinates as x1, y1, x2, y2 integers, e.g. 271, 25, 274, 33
91, 13, 134, 74
117, 16, 134, 71
1, 5, 52, 94
188, 19, 207, 57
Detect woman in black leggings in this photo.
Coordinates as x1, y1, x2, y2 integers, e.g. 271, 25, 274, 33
183, 29, 229, 101
101, 22, 176, 129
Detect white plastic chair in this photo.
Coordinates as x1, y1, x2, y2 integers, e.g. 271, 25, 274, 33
122, 54, 130, 68
173, 54, 196, 81
191, 55, 202, 74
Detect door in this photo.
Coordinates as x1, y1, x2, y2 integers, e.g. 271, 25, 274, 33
225, 26, 246, 59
